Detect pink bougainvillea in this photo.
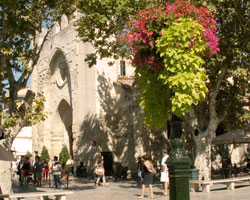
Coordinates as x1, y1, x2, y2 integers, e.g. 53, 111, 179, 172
121, 1, 220, 73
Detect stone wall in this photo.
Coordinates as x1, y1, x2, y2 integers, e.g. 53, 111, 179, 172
0, 161, 12, 194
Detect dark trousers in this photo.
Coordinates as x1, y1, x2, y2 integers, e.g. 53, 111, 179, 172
19, 173, 24, 185
53, 174, 62, 188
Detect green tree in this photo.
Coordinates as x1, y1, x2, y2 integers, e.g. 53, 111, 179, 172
0, 0, 75, 194
187, 0, 250, 179
75, 0, 166, 67
24, 151, 32, 159
0, 0, 75, 150
75, 0, 250, 180
59, 145, 70, 169
40, 146, 50, 162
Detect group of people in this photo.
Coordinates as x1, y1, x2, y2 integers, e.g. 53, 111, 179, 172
17, 150, 170, 196
17, 156, 50, 186
93, 150, 170, 197
137, 149, 169, 199
16, 155, 75, 189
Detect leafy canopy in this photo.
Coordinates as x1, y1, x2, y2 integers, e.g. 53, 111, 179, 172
74, 0, 250, 130
75, 0, 166, 67
1, 93, 48, 128
190, 0, 250, 129
0, 0, 75, 136
0, 0, 75, 107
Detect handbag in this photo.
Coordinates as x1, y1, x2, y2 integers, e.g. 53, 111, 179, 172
151, 166, 156, 175
95, 167, 104, 175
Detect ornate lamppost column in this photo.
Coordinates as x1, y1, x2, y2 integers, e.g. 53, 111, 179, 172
166, 115, 190, 200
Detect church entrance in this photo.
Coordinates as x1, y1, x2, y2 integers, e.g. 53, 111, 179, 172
57, 99, 73, 156
101, 152, 113, 176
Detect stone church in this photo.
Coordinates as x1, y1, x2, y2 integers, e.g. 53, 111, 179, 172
32, 14, 168, 174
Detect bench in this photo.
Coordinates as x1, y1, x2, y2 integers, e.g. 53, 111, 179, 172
9, 191, 73, 200
190, 175, 250, 192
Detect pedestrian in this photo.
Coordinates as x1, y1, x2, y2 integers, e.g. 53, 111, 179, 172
160, 149, 169, 196
66, 156, 75, 181
22, 157, 32, 185
52, 156, 62, 189
42, 158, 50, 181
33, 156, 43, 187
17, 156, 25, 186
95, 156, 106, 187
138, 155, 154, 199
137, 157, 143, 185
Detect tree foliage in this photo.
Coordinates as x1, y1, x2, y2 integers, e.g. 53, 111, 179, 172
0, 0, 75, 109
1, 93, 47, 129
75, 0, 250, 131
0, 0, 75, 148
189, 0, 250, 130
24, 151, 32, 159
75, 0, 166, 67
121, 1, 219, 128
41, 145, 50, 162
59, 145, 70, 169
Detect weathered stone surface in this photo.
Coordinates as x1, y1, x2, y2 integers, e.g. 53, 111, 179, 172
0, 161, 12, 194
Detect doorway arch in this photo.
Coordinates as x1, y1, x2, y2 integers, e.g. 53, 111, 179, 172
57, 99, 73, 156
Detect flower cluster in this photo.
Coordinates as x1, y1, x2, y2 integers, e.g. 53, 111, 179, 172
164, 1, 219, 54
121, 1, 220, 73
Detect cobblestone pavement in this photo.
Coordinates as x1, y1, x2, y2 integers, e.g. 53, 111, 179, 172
12, 177, 250, 200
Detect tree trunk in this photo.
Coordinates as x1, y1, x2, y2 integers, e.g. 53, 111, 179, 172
0, 120, 28, 150
192, 66, 226, 180
193, 130, 212, 180
193, 117, 219, 180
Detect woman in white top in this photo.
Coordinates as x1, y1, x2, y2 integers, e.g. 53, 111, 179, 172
160, 149, 169, 196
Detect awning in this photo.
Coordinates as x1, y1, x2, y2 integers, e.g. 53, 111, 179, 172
212, 129, 250, 145
0, 144, 16, 161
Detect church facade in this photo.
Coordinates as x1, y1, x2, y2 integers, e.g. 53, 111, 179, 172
32, 15, 169, 174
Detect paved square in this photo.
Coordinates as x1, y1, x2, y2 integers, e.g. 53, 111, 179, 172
12, 177, 250, 200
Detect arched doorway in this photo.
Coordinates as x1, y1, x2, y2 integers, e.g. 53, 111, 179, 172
45, 48, 73, 157
57, 99, 73, 156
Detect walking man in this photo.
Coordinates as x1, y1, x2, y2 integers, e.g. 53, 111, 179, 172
160, 149, 169, 196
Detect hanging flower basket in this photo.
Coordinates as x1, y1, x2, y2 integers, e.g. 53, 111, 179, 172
121, 1, 220, 128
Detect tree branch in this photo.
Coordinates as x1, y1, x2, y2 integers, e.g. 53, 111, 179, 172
206, 67, 227, 135
16, 25, 54, 89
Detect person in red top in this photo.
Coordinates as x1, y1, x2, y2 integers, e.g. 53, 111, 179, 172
22, 157, 32, 185
43, 158, 50, 181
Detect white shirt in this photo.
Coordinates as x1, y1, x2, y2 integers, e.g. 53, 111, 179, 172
161, 154, 169, 173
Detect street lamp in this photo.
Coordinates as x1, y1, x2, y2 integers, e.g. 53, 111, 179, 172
166, 115, 190, 200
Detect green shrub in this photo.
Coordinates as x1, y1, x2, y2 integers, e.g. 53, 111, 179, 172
25, 151, 32, 159
59, 145, 70, 169
41, 146, 50, 162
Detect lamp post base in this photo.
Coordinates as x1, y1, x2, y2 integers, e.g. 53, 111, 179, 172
167, 138, 190, 200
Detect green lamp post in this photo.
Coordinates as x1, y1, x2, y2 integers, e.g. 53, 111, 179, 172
121, 0, 219, 198
167, 115, 190, 200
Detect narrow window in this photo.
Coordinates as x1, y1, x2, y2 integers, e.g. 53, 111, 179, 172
120, 61, 126, 76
